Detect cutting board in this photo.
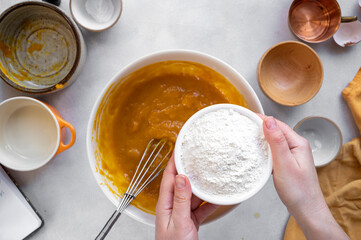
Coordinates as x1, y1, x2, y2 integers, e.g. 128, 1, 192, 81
0, 166, 42, 240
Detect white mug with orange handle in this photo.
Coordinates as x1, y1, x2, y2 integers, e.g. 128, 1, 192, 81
0, 97, 76, 171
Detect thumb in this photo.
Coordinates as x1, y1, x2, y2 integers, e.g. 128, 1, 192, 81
171, 175, 192, 224
263, 117, 294, 164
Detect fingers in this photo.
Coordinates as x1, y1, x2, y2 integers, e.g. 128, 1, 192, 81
164, 153, 177, 175
259, 114, 313, 168
263, 116, 291, 155
193, 203, 219, 226
171, 175, 192, 225
258, 114, 303, 150
191, 195, 204, 211
156, 155, 176, 226
263, 117, 299, 169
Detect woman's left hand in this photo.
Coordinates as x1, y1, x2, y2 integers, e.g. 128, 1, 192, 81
155, 155, 219, 240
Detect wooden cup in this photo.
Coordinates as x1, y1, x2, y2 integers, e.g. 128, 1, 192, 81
258, 41, 323, 106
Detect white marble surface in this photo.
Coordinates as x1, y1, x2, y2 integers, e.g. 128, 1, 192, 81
0, 0, 360, 239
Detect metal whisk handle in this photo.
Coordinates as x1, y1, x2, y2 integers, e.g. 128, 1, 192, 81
94, 138, 173, 239
95, 210, 122, 240
95, 193, 134, 240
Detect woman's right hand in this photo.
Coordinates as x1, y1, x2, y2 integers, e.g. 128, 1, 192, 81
260, 115, 349, 240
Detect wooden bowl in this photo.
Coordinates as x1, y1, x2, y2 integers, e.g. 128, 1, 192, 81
258, 41, 323, 106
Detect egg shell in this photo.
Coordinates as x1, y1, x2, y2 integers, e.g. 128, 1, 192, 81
333, 20, 361, 47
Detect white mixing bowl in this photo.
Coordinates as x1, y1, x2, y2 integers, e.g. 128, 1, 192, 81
87, 49, 264, 226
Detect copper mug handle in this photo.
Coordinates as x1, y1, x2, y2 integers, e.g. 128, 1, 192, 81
341, 16, 358, 23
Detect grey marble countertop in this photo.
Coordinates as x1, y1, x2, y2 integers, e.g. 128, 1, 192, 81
0, 0, 360, 239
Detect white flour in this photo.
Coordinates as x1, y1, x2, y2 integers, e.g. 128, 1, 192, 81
181, 109, 269, 198
85, 0, 114, 23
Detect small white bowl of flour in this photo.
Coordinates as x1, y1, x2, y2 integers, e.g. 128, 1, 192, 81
174, 104, 272, 205
70, 0, 122, 31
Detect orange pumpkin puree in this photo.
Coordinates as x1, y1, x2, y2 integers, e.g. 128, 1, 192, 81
94, 61, 248, 214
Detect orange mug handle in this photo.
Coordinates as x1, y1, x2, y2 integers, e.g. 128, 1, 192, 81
55, 115, 76, 155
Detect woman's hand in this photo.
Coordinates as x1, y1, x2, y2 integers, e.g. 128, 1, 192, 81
260, 115, 349, 240
260, 115, 325, 217
155, 155, 219, 240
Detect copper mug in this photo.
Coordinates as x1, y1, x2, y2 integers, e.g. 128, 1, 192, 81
288, 0, 357, 43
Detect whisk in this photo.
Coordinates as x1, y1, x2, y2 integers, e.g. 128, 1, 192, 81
95, 138, 173, 240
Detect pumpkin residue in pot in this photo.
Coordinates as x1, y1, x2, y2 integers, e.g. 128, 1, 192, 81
93, 61, 248, 215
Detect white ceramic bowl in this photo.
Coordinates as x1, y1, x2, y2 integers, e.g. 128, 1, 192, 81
70, 0, 122, 32
87, 49, 265, 226
0, 97, 76, 171
174, 104, 272, 205
294, 116, 342, 167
